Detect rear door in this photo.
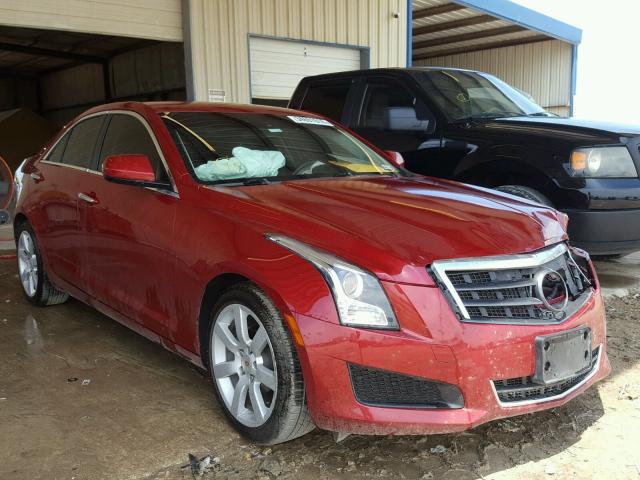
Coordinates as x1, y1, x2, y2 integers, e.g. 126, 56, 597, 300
79, 112, 178, 337
33, 115, 105, 287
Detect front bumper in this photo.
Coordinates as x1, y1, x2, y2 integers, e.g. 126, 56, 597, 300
294, 283, 610, 435
564, 208, 640, 255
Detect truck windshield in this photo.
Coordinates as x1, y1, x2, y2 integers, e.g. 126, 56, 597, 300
419, 70, 552, 121
162, 112, 399, 185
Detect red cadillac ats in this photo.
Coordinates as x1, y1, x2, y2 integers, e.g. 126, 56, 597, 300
14, 102, 610, 444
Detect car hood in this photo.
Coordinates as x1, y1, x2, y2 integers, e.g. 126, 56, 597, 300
208, 176, 568, 285
477, 116, 640, 142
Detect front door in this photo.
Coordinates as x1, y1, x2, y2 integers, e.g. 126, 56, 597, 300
350, 78, 440, 176
79, 113, 178, 337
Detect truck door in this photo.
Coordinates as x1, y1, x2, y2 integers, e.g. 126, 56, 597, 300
349, 77, 440, 176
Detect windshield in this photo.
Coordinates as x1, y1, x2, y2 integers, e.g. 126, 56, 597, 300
162, 112, 399, 185
418, 70, 551, 121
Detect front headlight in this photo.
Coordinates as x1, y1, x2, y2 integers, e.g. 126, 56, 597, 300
570, 146, 637, 178
266, 234, 399, 329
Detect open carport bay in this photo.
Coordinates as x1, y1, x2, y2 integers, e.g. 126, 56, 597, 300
0, 24, 185, 173
0, 224, 639, 480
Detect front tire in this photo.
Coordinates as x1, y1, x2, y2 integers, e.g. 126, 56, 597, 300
208, 283, 314, 444
495, 185, 553, 207
15, 222, 69, 306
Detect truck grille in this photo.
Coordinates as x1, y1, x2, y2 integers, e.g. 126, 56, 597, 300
493, 346, 600, 404
430, 243, 592, 324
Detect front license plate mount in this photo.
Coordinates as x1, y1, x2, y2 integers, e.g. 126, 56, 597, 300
533, 326, 592, 385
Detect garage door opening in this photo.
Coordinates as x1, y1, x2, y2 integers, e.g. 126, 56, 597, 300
0, 25, 186, 172
249, 36, 366, 107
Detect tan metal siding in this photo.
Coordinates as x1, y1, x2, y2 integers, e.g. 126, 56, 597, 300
0, 0, 182, 41
414, 39, 572, 117
188, 0, 407, 103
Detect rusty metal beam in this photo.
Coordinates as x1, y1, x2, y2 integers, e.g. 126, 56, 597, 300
412, 14, 495, 37
413, 25, 526, 51
412, 3, 466, 20
413, 35, 550, 60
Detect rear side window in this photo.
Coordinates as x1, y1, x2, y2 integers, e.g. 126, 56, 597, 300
99, 114, 168, 183
45, 133, 70, 164
300, 83, 350, 121
61, 117, 105, 168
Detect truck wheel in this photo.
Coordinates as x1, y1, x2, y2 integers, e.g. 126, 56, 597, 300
495, 185, 553, 207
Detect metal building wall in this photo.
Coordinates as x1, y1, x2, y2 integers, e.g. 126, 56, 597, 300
0, 0, 182, 41
414, 39, 572, 116
186, 0, 408, 103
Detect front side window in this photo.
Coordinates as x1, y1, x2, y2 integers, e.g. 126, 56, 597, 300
300, 83, 351, 121
99, 114, 168, 183
358, 81, 434, 132
419, 70, 550, 121
162, 112, 399, 184
61, 116, 105, 168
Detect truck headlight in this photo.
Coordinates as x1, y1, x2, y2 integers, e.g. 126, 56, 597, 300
570, 146, 637, 178
266, 234, 399, 329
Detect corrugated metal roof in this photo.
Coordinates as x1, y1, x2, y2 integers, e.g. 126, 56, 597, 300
411, 0, 579, 62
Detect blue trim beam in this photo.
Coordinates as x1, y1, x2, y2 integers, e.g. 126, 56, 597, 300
570, 44, 578, 116
451, 0, 582, 45
406, 0, 412, 66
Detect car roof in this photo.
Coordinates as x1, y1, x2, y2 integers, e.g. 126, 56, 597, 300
298, 66, 483, 83
81, 101, 323, 118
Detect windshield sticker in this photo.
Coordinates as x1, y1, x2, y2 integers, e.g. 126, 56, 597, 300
287, 115, 333, 127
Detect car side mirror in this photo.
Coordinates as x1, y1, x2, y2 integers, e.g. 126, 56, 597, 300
103, 154, 157, 186
385, 151, 405, 168
385, 106, 430, 131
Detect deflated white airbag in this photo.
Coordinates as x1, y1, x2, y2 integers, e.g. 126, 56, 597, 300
194, 147, 286, 181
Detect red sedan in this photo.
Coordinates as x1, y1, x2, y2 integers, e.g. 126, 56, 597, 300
13, 102, 610, 444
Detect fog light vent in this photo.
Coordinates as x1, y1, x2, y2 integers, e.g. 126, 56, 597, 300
348, 364, 463, 409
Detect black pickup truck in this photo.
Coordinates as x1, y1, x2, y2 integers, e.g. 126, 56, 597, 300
289, 67, 640, 256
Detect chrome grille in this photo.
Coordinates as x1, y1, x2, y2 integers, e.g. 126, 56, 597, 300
430, 244, 592, 324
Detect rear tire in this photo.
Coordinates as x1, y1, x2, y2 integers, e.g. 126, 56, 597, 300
15, 221, 69, 306
208, 283, 314, 444
495, 185, 553, 207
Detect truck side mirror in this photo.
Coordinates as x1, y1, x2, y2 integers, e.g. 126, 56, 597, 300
385, 106, 430, 131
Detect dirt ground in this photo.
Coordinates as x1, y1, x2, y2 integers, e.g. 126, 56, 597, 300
1, 224, 639, 479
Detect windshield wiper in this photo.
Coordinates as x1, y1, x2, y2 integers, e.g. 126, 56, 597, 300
241, 177, 271, 186
210, 177, 272, 187
454, 112, 525, 123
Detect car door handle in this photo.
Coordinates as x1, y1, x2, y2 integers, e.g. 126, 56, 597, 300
30, 172, 44, 182
78, 192, 98, 204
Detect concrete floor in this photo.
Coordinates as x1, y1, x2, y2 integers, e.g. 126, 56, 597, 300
1, 222, 640, 479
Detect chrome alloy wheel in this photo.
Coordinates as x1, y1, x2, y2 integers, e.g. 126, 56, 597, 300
17, 231, 38, 297
211, 303, 278, 427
